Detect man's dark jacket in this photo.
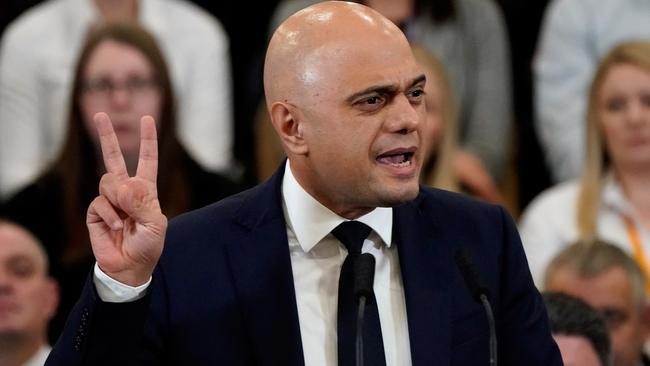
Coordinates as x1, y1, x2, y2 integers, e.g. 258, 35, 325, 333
46, 164, 562, 365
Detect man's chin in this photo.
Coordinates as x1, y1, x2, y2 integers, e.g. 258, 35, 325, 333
375, 183, 420, 207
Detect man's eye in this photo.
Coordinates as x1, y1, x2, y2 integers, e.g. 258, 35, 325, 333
355, 95, 386, 112
8, 259, 36, 278
409, 89, 425, 99
641, 93, 650, 107
365, 96, 381, 105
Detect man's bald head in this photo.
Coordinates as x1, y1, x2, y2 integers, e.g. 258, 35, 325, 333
264, 1, 410, 107
262, 1, 426, 218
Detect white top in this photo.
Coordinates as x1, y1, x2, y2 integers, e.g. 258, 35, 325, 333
534, 0, 650, 182
94, 160, 412, 365
0, 0, 233, 199
23, 345, 51, 366
518, 175, 650, 287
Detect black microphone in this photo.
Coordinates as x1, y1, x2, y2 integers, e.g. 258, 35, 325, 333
455, 249, 497, 366
354, 253, 376, 366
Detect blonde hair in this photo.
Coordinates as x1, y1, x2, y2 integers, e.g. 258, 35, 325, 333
577, 41, 650, 239
411, 46, 459, 191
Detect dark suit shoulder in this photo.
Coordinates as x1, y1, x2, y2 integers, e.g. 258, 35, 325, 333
417, 185, 499, 209
162, 175, 283, 260
415, 186, 508, 230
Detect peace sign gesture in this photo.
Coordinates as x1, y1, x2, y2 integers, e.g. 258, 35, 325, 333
87, 112, 167, 286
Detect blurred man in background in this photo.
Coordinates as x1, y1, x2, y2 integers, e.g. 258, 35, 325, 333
0, 219, 59, 366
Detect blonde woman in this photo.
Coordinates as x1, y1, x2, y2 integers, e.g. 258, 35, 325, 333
520, 41, 650, 287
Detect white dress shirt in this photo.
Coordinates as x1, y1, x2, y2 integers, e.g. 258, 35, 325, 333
0, 0, 233, 199
23, 345, 51, 366
519, 173, 650, 287
94, 160, 412, 365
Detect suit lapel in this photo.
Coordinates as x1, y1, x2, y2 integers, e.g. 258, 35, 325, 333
225, 163, 305, 366
224, 167, 453, 366
394, 193, 452, 366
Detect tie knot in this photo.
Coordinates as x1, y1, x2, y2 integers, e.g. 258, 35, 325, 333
332, 221, 372, 254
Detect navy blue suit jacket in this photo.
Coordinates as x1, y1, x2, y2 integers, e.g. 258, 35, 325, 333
46, 164, 562, 365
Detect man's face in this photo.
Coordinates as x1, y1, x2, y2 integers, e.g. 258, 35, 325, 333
292, 35, 428, 217
547, 267, 649, 366
0, 224, 57, 338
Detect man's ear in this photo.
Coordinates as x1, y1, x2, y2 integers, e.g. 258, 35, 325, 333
269, 101, 308, 156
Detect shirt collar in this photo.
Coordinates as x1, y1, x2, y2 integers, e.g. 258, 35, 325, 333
281, 160, 393, 253
23, 345, 51, 366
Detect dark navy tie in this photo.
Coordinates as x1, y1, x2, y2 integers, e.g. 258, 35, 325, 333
332, 221, 386, 366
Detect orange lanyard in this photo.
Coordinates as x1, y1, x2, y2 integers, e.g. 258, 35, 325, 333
623, 216, 650, 295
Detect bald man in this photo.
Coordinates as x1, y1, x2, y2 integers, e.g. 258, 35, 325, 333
45, 2, 561, 365
0, 220, 59, 366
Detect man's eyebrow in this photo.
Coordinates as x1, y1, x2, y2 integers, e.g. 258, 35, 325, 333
409, 74, 427, 88
345, 74, 427, 104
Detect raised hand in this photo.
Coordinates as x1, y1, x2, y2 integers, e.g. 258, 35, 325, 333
87, 112, 168, 286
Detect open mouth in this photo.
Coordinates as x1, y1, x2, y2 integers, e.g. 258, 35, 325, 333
377, 150, 414, 167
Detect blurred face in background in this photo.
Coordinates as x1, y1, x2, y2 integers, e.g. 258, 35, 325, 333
598, 63, 650, 172
80, 39, 162, 162
546, 267, 649, 366
0, 223, 58, 340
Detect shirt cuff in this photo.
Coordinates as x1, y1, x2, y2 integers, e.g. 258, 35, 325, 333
93, 262, 151, 303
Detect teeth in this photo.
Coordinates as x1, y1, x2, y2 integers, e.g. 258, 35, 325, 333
377, 152, 413, 167
389, 160, 411, 167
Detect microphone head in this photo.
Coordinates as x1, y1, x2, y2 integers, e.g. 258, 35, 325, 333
454, 249, 490, 303
354, 253, 376, 304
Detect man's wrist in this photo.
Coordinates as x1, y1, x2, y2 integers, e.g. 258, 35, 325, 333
93, 263, 151, 303
98, 265, 153, 287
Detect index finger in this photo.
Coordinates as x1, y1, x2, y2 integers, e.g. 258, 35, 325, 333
135, 115, 158, 183
94, 112, 128, 176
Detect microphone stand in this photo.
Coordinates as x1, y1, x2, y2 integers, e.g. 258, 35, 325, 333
455, 250, 498, 366
479, 293, 497, 366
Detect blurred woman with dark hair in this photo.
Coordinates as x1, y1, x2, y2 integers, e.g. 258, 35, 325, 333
2, 22, 243, 340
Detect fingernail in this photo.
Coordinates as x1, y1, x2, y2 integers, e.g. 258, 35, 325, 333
112, 221, 123, 231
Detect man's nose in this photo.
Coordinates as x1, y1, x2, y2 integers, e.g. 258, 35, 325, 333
386, 94, 421, 134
